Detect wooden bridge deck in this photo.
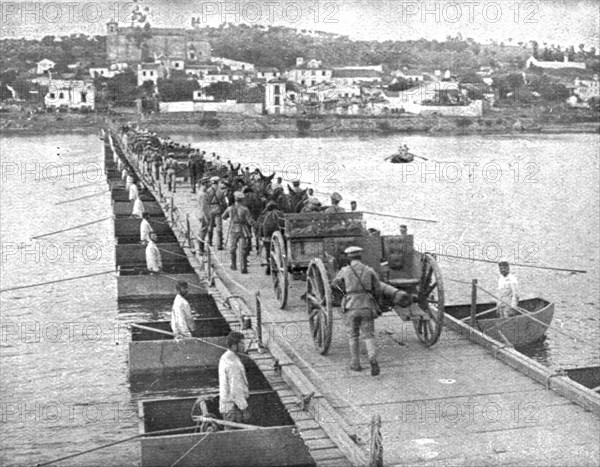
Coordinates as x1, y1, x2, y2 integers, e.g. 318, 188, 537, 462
157, 181, 599, 467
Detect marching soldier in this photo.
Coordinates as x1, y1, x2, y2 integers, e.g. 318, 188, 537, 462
222, 192, 256, 274
332, 246, 382, 376
200, 176, 227, 250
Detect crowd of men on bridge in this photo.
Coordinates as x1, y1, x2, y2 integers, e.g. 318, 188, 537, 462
121, 125, 358, 276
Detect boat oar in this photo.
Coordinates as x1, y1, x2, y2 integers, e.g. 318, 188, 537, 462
433, 253, 587, 274
460, 307, 497, 321
128, 323, 252, 357
31, 216, 114, 240
55, 190, 109, 205
412, 154, 429, 161
191, 415, 265, 430
0, 270, 115, 293
361, 210, 437, 224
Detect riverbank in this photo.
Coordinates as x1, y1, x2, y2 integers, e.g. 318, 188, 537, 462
1, 109, 598, 136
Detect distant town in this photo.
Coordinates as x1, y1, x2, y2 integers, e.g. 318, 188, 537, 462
1, 19, 599, 122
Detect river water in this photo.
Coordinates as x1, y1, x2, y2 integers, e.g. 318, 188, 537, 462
0, 131, 598, 466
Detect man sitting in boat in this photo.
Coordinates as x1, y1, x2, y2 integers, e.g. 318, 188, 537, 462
219, 331, 250, 429
497, 261, 520, 318
145, 232, 162, 274
171, 281, 196, 339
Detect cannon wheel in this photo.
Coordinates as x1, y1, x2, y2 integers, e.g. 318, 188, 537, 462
413, 253, 445, 346
306, 259, 333, 355
270, 231, 288, 309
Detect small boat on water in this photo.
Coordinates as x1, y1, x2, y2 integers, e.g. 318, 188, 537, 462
445, 297, 554, 347
387, 152, 416, 163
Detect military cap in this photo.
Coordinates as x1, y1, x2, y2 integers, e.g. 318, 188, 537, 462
210, 176, 220, 182
234, 191, 245, 200
344, 246, 363, 256
331, 192, 342, 202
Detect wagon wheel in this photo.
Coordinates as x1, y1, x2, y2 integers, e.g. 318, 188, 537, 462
412, 253, 445, 346
270, 231, 288, 309
306, 259, 333, 355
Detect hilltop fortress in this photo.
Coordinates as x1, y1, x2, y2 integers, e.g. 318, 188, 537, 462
106, 21, 211, 63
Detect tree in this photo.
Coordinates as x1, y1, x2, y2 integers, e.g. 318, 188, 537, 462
387, 78, 413, 92
157, 78, 199, 102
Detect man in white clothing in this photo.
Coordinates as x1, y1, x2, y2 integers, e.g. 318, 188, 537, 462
218, 331, 250, 429
129, 181, 139, 201
132, 196, 145, 218
140, 212, 153, 244
145, 232, 162, 274
497, 261, 520, 318
171, 281, 196, 339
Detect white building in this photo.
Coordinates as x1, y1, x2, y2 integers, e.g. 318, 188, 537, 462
185, 64, 220, 78
37, 59, 55, 75
256, 67, 281, 81
574, 75, 600, 102
526, 55, 586, 70
211, 57, 255, 72
332, 68, 382, 86
137, 63, 164, 87
44, 80, 95, 110
89, 63, 128, 79
286, 58, 332, 87
264, 81, 286, 114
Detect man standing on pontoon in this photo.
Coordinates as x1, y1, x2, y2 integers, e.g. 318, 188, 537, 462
219, 331, 250, 429
497, 261, 520, 318
171, 281, 196, 339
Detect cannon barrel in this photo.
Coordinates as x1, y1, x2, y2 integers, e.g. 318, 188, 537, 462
380, 282, 413, 308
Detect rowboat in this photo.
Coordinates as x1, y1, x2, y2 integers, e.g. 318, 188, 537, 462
388, 152, 416, 163
138, 394, 315, 467
444, 297, 554, 347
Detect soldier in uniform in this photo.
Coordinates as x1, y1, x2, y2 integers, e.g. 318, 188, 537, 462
222, 192, 256, 274
324, 192, 345, 213
200, 176, 227, 250
332, 246, 382, 376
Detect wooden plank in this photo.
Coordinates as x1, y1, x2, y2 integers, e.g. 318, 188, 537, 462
305, 438, 338, 450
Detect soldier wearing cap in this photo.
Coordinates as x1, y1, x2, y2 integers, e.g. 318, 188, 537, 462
200, 176, 228, 250
165, 153, 177, 192
219, 331, 250, 428
222, 191, 256, 273
324, 192, 345, 214
332, 246, 382, 376
290, 180, 303, 194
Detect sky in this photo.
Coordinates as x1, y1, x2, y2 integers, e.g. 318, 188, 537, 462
1, 0, 599, 49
